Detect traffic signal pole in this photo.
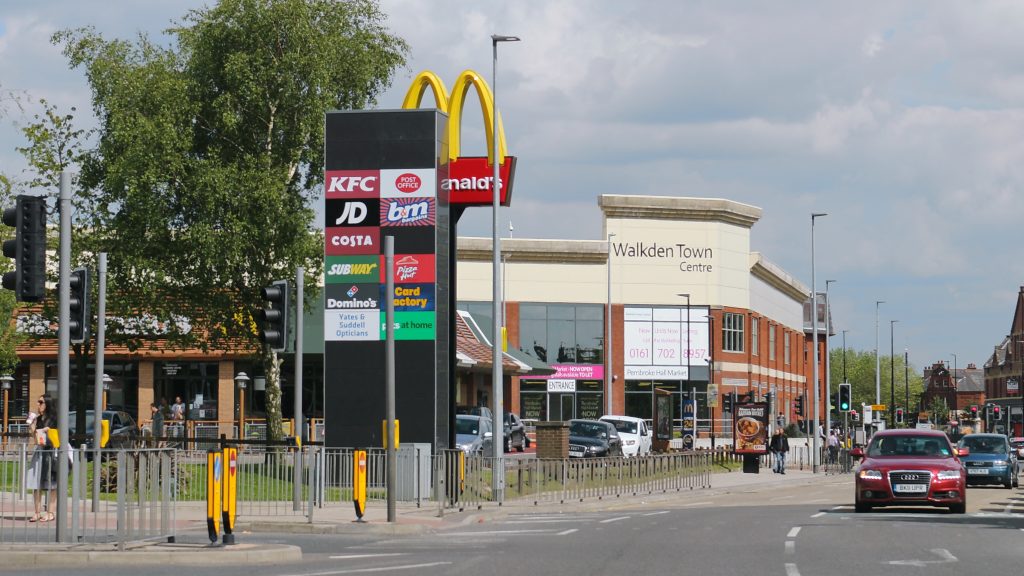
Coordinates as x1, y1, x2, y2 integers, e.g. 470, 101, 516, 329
56, 172, 71, 542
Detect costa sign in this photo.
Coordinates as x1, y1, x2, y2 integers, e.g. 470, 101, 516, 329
402, 70, 516, 206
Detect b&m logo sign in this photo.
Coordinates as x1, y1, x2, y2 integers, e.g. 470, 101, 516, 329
381, 198, 435, 227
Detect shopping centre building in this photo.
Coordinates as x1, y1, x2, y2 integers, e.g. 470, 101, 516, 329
6, 193, 823, 441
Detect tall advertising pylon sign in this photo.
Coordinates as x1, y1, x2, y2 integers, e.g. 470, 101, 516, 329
324, 69, 515, 452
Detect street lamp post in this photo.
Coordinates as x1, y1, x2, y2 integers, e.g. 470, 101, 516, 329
950, 353, 958, 423
904, 347, 909, 425
811, 212, 827, 472
491, 33, 519, 503
677, 293, 691, 447
0, 375, 11, 451
606, 232, 616, 416
235, 372, 249, 440
825, 279, 836, 436
842, 329, 848, 434
875, 301, 884, 405
890, 320, 899, 425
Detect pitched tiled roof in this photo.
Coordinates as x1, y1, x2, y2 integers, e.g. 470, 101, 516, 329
455, 312, 524, 373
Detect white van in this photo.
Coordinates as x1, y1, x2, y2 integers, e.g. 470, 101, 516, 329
599, 415, 652, 458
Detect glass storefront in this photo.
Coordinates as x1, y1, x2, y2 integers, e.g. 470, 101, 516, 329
626, 380, 709, 429
154, 361, 222, 421
45, 361, 139, 420
520, 379, 603, 421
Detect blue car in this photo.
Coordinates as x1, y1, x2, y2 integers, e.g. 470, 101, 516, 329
957, 434, 1018, 489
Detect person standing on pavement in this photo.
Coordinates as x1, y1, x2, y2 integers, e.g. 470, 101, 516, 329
26, 395, 57, 522
827, 430, 840, 464
150, 402, 165, 447
769, 427, 789, 474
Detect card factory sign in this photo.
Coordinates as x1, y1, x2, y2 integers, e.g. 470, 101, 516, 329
624, 306, 710, 381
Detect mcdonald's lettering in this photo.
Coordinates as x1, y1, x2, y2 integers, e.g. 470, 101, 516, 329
402, 70, 517, 206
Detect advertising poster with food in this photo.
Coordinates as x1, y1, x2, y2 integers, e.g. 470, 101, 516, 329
733, 403, 769, 454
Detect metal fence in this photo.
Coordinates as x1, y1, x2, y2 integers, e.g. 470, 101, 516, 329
0, 446, 175, 546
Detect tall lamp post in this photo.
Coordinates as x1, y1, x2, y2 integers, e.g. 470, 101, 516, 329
875, 300, 884, 405
946, 350, 954, 422
491, 33, 519, 503
0, 375, 11, 451
825, 279, 836, 436
235, 372, 249, 440
890, 320, 898, 425
904, 347, 909, 425
606, 232, 616, 416
678, 293, 691, 445
810, 213, 827, 471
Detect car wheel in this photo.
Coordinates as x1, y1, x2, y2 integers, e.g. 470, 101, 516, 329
525, 435, 531, 448
950, 501, 966, 514
515, 433, 524, 452
855, 501, 871, 513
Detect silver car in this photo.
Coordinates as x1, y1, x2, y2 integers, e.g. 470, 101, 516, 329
455, 414, 493, 455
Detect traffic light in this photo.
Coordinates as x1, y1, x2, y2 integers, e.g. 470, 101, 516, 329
259, 280, 289, 352
994, 405, 1001, 419
1, 194, 46, 302
970, 405, 978, 419
838, 383, 851, 411
795, 394, 805, 417
723, 392, 735, 413
69, 267, 90, 344
850, 409, 859, 422
895, 408, 904, 424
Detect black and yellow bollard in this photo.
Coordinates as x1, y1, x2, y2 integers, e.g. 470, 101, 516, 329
206, 449, 222, 543
353, 449, 367, 522
222, 446, 238, 544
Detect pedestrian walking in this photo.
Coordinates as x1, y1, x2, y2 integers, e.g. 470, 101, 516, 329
150, 402, 165, 447
769, 427, 790, 474
26, 395, 57, 522
827, 430, 840, 464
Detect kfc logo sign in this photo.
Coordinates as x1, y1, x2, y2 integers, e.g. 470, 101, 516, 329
381, 198, 434, 226
324, 170, 379, 198
326, 227, 379, 255
380, 168, 435, 198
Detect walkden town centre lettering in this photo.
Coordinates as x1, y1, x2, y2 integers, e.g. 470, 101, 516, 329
613, 241, 714, 272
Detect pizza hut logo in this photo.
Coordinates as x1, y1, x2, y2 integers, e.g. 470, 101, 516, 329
396, 256, 419, 281
395, 173, 421, 193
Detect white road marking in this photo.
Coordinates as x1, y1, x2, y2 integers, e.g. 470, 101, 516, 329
442, 529, 554, 536
278, 562, 452, 576
785, 562, 801, 576
785, 541, 795, 555
1004, 500, 1016, 514
600, 516, 630, 524
501, 519, 596, 524
770, 495, 795, 501
329, 554, 406, 560
557, 529, 578, 536
678, 501, 712, 507
888, 548, 958, 567
787, 527, 801, 538
810, 512, 826, 518
643, 511, 670, 516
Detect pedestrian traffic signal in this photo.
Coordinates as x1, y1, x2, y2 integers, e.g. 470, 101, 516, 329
994, 405, 1001, 419
259, 280, 289, 352
838, 383, 851, 411
850, 409, 859, 422
895, 408, 904, 424
1, 195, 46, 302
795, 394, 805, 417
970, 405, 978, 418
69, 267, 90, 344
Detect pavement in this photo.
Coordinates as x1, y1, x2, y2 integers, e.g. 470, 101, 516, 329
1, 461, 838, 568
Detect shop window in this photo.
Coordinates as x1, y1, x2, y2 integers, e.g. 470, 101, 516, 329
723, 313, 744, 352
751, 319, 759, 356
784, 332, 791, 365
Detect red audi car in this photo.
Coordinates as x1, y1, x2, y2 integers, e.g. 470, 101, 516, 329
851, 429, 967, 514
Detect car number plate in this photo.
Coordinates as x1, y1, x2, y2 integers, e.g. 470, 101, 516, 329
893, 484, 928, 493
968, 468, 989, 475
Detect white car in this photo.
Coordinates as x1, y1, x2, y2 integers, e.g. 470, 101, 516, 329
600, 415, 652, 458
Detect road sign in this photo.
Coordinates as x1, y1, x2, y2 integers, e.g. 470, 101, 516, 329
871, 404, 887, 411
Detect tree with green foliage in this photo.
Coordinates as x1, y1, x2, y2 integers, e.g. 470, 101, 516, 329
829, 347, 925, 421
54, 0, 408, 440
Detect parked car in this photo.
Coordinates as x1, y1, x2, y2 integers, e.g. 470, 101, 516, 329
957, 433, 1018, 489
568, 419, 623, 458
503, 412, 529, 452
68, 410, 140, 452
1010, 437, 1024, 473
455, 414, 493, 455
455, 405, 493, 420
600, 415, 652, 457
851, 429, 967, 513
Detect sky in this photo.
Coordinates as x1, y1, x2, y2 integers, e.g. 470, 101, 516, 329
1, 1, 1023, 374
